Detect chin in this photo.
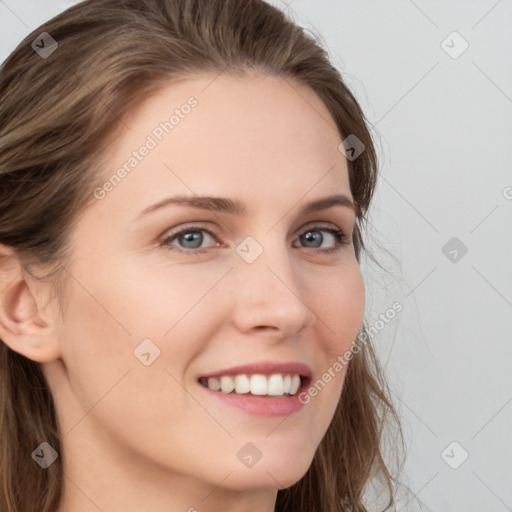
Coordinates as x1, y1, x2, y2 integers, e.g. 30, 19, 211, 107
220, 452, 314, 492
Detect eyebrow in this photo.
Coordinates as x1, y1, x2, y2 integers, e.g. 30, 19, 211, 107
137, 193, 356, 218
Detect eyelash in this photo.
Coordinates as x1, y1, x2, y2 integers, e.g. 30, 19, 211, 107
160, 222, 352, 255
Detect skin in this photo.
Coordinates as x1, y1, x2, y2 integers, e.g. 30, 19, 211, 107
0, 71, 365, 512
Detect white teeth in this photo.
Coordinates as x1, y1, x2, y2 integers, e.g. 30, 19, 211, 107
220, 376, 235, 393
289, 374, 301, 395
201, 373, 303, 397
235, 374, 250, 394
250, 374, 268, 395
283, 375, 291, 394
267, 374, 283, 396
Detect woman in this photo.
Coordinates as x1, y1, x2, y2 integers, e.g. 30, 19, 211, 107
0, 0, 403, 510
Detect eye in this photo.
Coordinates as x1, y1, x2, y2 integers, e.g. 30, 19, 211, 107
161, 225, 221, 253
160, 223, 351, 255
293, 225, 350, 252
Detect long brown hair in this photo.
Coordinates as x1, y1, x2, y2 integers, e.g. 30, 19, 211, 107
0, 0, 404, 510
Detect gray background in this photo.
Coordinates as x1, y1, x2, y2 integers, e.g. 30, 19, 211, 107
1, 1, 511, 510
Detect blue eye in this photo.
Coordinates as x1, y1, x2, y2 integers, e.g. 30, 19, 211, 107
161, 223, 350, 255
299, 230, 329, 248
175, 231, 204, 249
162, 227, 219, 252
295, 227, 347, 251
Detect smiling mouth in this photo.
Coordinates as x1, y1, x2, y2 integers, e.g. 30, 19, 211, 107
198, 373, 306, 397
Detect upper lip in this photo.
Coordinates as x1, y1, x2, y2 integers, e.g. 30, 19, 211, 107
198, 361, 313, 380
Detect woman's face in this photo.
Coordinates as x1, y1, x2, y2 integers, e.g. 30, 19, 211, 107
46, 71, 365, 504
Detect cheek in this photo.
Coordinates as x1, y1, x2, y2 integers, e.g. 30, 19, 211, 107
61, 256, 231, 379
297, 261, 364, 419
313, 260, 365, 352
56, 258, 231, 456
73, 248, 221, 329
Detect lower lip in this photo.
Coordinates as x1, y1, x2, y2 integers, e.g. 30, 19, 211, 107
197, 379, 310, 417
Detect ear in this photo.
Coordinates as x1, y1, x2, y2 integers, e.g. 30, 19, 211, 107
0, 246, 62, 363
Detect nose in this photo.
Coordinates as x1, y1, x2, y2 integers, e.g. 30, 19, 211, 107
229, 241, 316, 339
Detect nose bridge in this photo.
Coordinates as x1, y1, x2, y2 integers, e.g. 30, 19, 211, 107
231, 234, 314, 335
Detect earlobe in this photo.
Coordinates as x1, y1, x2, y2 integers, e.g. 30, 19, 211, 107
0, 248, 62, 363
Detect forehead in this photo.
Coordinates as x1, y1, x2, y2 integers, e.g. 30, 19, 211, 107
94, 71, 351, 210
